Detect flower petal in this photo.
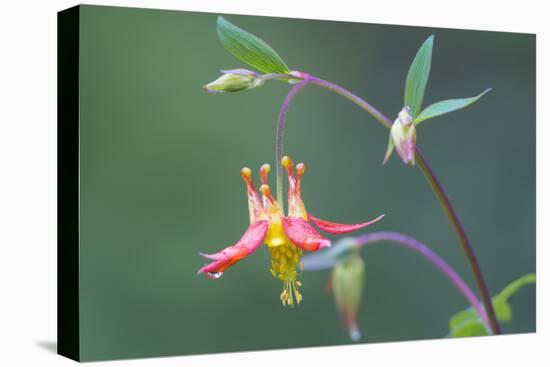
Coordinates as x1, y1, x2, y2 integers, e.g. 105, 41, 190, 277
282, 216, 331, 251
220, 68, 257, 76
309, 214, 385, 235
198, 252, 223, 260
198, 220, 269, 278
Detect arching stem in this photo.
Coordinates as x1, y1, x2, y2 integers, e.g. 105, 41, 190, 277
354, 231, 491, 331
275, 80, 310, 204
275, 74, 501, 334
302, 231, 491, 332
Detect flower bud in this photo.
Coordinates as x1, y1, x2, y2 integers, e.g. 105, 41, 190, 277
204, 69, 264, 93
398, 105, 413, 126
384, 106, 416, 165
331, 253, 365, 342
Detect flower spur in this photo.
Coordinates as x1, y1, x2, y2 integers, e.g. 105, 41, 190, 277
198, 156, 384, 306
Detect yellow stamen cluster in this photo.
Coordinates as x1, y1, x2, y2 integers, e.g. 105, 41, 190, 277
269, 242, 304, 306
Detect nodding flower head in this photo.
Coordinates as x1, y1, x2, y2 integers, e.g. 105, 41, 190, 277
198, 156, 384, 306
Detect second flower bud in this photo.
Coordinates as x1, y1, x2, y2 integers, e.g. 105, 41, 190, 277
383, 106, 417, 166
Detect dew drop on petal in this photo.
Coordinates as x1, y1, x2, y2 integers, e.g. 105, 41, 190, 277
207, 271, 223, 279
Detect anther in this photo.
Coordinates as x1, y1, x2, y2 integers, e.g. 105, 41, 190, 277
260, 164, 270, 185
296, 163, 305, 179
241, 167, 252, 179
260, 184, 276, 204
282, 156, 294, 177
241, 167, 258, 192
259, 184, 270, 195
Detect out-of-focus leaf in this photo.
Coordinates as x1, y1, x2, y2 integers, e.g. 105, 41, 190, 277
491, 273, 536, 323
413, 89, 492, 125
448, 273, 535, 338
216, 16, 291, 75
449, 317, 489, 337
493, 297, 512, 322
497, 273, 536, 301
404, 35, 434, 119
449, 308, 476, 330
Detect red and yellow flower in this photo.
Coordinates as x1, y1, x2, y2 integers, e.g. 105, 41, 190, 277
198, 156, 384, 306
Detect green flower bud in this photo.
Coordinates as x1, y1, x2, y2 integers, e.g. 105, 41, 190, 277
204, 69, 264, 93
383, 106, 417, 166
331, 253, 365, 342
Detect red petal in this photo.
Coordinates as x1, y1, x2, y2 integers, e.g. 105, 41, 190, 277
309, 214, 385, 234
282, 216, 331, 251
198, 220, 268, 278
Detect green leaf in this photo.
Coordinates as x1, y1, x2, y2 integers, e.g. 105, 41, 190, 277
413, 89, 492, 125
449, 308, 477, 330
447, 273, 535, 338
382, 132, 394, 165
493, 297, 513, 322
497, 273, 536, 301
449, 317, 489, 338
404, 35, 434, 119
216, 16, 291, 75
492, 273, 536, 323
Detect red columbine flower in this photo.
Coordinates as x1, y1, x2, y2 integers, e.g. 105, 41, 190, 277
198, 156, 384, 306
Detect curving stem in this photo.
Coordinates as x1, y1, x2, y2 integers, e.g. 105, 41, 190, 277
275, 80, 311, 204
303, 231, 491, 332
355, 231, 491, 331
275, 74, 501, 334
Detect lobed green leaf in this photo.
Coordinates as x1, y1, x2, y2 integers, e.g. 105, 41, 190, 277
414, 89, 492, 125
216, 16, 291, 75
404, 35, 434, 119
447, 273, 535, 338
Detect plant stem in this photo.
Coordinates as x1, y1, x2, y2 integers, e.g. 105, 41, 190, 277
414, 149, 501, 333
309, 77, 392, 129
354, 231, 490, 331
274, 75, 500, 334
275, 79, 310, 204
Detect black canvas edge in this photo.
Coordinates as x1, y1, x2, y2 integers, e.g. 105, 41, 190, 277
57, 5, 81, 362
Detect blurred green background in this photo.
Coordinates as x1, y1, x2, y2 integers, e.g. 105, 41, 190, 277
78, 5, 536, 361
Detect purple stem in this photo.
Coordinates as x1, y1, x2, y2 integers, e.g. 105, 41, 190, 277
275, 76, 390, 203
275, 79, 311, 204
309, 77, 392, 129
353, 231, 490, 331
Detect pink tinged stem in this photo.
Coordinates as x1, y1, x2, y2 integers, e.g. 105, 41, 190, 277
197, 220, 269, 278
353, 231, 491, 332
308, 77, 392, 129
309, 214, 385, 235
275, 80, 311, 205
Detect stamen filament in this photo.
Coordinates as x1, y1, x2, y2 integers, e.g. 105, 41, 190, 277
269, 243, 303, 307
